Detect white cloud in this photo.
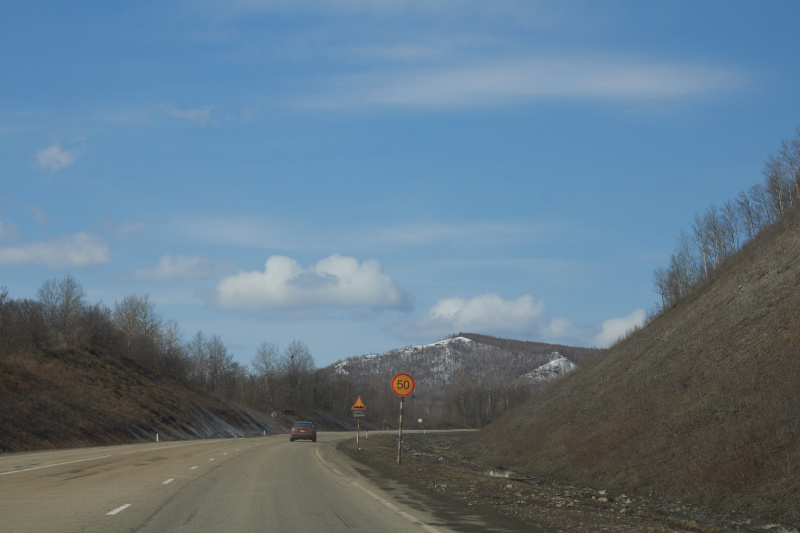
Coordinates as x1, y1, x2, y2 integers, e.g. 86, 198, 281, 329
303, 55, 745, 109
102, 218, 149, 243
593, 308, 646, 348
211, 0, 556, 20
0, 233, 109, 267
135, 254, 217, 280
172, 214, 546, 250
162, 103, 213, 124
216, 254, 411, 310
541, 316, 572, 338
35, 143, 78, 172
396, 293, 546, 338
376, 221, 546, 246
0, 218, 20, 241
27, 205, 49, 225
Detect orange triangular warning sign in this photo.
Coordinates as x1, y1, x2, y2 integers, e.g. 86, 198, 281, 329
351, 396, 366, 410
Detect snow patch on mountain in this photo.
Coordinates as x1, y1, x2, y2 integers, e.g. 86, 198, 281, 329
334, 336, 576, 385
524, 353, 576, 383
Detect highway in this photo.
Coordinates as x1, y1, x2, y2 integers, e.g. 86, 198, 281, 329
0, 432, 509, 532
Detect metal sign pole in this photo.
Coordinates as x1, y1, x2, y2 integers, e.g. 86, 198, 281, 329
397, 396, 404, 464
357, 417, 360, 450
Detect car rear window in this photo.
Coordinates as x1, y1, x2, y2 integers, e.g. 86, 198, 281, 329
294, 423, 313, 429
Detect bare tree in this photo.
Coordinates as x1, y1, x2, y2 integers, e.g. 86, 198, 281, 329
159, 319, 188, 378
721, 200, 741, 255
279, 340, 315, 408
652, 126, 800, 314
207, 333, 233, 393
36, 275, 86, 346
736, 190, 759, 240
252, 342, 279, 407
692, 211, 714, 279
778, 132, 800, 203
653, 267, 669, 309
0, 287, 12, 355
113, 293, 161, 365
80, 302, 117, 352
764, 154, 791, 218
187, 330, 209, 386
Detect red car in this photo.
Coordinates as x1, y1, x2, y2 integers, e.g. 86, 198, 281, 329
290, 421, 316, 442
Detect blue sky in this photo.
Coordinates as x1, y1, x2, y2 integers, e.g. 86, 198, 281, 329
2, 1, 799, 367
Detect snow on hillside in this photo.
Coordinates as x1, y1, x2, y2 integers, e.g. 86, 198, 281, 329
524, 354, 576, 383
334, 336, 575, 385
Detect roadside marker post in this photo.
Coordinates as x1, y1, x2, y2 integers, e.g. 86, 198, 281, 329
352, 396, 366, 450
391, 373, 415, 465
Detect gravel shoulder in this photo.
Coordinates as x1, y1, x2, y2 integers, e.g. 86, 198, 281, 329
340, 431, 777, 533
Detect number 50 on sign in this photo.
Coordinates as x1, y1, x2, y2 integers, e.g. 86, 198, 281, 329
391, 373, 415, 397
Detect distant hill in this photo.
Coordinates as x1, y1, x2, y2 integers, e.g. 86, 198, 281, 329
334, 334, 600, 386
473, 205, 800, 527
329, 335, 601, 428
1, 347, 281, 454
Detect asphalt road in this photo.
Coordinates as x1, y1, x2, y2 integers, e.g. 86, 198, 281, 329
0, 432, 511, 532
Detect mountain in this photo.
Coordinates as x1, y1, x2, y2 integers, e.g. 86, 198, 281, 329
334, 334, 598, 386
328, 334, 602, 428
473, 205, 800, 527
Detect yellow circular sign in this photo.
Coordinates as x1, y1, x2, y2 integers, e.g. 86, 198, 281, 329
391, 373, 415, 397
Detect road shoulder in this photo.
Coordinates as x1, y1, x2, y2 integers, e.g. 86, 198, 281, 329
339, 432, 733, 533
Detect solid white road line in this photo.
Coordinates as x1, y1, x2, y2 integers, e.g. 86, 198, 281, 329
0, 440, 221, 477
314, 448, 442, 533
107, 504, 131, 516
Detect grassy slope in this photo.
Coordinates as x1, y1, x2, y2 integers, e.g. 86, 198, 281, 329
475, 206, 800, 526
0, 348, 271, 453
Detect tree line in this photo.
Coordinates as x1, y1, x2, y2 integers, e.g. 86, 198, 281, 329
0, 278, 357, 417
653, 127, 800, 311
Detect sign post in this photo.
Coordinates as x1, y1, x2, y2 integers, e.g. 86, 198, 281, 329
391, 373, 415, 465
351, 396, 366, 449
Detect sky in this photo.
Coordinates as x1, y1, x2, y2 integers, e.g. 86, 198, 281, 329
2, 1, 800, 368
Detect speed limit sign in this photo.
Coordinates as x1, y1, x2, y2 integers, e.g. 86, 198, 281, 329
391, 373, 415, 397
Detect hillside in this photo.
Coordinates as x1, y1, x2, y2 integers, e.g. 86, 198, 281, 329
0, 347, 280, 453
472, 205, 800, 527
334, 334, 600, 385
331, 335, 601, 428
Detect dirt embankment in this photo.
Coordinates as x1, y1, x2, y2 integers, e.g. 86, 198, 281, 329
341, 432, 790, 533
0, 348, 275, 453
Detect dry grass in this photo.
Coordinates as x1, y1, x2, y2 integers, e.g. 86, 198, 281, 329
472, 205, 800, 527
0, 348, 272, 453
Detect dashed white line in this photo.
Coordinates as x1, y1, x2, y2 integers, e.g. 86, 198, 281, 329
163, 478, 174, 485
209, 458, 215, 462
107, 504, 131, 516
190, 466, 198, 470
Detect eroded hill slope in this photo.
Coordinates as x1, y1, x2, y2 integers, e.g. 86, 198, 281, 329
474, 205, 800, 526
0, 348, 273, 453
